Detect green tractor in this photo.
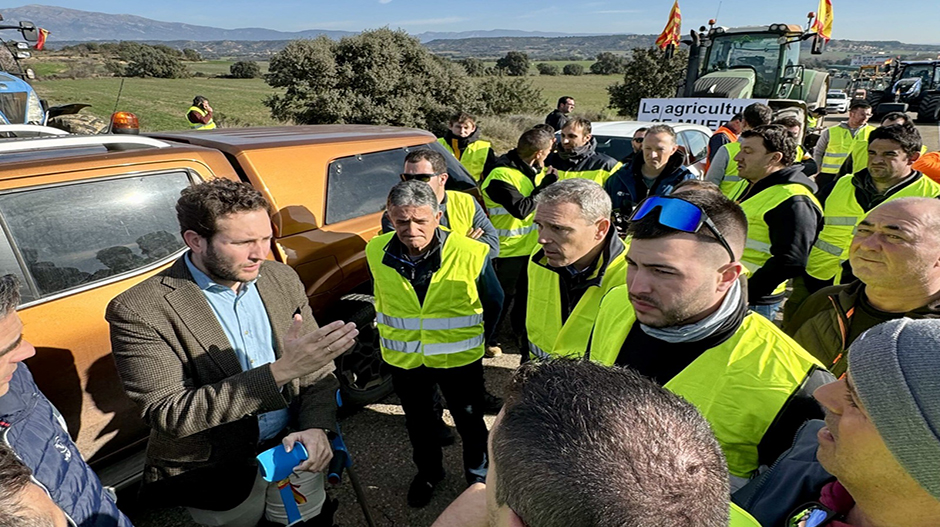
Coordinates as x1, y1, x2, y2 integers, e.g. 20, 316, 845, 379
680, 21, 830, 124
867, 60, 940, 123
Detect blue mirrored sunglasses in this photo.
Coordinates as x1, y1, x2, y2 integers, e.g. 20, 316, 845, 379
787, 502, 841, 527
629, 195, 736, 263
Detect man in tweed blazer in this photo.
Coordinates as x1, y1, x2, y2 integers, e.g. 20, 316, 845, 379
107, 179, 358, 525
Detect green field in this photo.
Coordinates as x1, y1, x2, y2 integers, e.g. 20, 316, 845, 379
29, 58, 621, 133
33, 76, 282, 131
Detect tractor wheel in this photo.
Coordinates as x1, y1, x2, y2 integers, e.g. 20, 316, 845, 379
915, 94, 940, 123
47, 113, 109, 135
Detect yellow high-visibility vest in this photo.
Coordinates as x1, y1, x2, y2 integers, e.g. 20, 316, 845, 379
739, 183, 821, 296
366, 231, 489, 369
588, 285, 823, 478
525, 239, 627, 359
481, 165, 545, 258
820, 124, 874, 174
805, 173, 940, 282
187, 106, 216, 130
438, 138, 491, 182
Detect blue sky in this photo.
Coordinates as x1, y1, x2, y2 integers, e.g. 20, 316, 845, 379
8, 0, 940, 44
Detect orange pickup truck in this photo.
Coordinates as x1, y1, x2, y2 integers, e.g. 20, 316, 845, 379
0, 126, 477, 488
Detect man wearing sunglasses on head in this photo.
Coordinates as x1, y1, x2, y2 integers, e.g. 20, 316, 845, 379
734, 318, 940, 527
732, 124, 823, 321
589, 185, 832, 491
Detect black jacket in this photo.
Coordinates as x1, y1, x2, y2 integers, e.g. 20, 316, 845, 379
544, 137, 619, 176
604, 151, 695, 223
483, 150, 557, 220
737, 165, 822, 305
545, 109, 568, 131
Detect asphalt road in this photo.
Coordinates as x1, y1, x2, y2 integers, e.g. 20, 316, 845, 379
120, 334, 524, 527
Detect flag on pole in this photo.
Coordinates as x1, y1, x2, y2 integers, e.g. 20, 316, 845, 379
34, 28, 49, 51
655, 0, 682, 50
812, 0, 833, 42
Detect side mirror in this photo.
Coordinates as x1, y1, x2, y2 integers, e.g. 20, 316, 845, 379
811, 33, 824, 55
19, 22, 38, 43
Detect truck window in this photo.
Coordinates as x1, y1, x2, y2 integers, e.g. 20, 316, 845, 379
0, 171, 191, 299
326, 148, 407, 225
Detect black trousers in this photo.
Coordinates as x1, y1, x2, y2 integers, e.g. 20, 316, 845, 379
390, 359, 488, 481
493, 255, 528, 358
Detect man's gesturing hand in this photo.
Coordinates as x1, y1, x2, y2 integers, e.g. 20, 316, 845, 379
270, 316, 358, 387
283, 429, 333, 472
466, 227, 484, 240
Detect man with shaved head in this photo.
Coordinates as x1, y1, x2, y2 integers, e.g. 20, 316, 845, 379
786, 197, 940, 377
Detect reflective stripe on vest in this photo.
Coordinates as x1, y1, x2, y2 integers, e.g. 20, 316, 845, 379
805, 173, 940, 281
438, 138, 491, 182
482, 166, 545, 257
443, 190, 477, 239
739, 183, 821, 295
366, 231, 489, 369
821, 125, 873, 174
589, 285, 823, 478
188, 106, 216, 130
525, 241, 628, 359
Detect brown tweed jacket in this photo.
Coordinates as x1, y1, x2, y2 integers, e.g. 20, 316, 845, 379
106, 256, 338, 509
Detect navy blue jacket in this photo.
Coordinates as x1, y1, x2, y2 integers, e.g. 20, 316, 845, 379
0, 363, 133, 527
604, 151, 695, 215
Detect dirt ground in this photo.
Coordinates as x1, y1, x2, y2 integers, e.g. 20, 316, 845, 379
120, 337, 523, 527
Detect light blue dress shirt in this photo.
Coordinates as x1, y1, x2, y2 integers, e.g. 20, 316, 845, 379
184, 254, 289, 441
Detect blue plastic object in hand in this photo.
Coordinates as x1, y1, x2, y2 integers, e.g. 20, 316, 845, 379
257, 441, 309, 482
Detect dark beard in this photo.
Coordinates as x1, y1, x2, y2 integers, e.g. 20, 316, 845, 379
203, 244, 246, 284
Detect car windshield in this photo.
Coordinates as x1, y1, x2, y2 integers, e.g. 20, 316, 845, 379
593, 135, 635, 162
828, 92, 846, 99
704, 33, 781, 98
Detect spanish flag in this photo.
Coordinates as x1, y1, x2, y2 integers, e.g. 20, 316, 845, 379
34, 28, 49, 51
812, 0, 833, 42
655, 0, 682, 50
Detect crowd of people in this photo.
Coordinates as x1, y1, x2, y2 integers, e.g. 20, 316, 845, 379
2, 95, 940, 527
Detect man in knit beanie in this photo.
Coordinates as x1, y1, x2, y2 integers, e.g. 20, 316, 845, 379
734, 317, 940, 526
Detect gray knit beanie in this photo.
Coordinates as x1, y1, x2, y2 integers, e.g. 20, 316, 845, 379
848, 318, 940, 499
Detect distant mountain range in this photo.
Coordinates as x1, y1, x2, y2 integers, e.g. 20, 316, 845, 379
2, 4, 938, 62
0, 4, 605, 43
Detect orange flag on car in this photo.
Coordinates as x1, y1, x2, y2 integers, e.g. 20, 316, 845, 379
34, 28, 49, 51
655, 0, 682, 50
812, 0, 833, 42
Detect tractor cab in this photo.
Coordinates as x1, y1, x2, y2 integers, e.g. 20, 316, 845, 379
699, 26, 805, 99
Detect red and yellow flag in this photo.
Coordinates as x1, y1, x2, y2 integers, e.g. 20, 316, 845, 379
655, 0, 682, 50
34, 28, 49, 51
812, 0, 833, 42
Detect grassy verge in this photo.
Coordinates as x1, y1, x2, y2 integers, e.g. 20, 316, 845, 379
32, 77, 282, 131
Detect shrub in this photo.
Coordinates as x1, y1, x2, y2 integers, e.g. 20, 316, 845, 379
496, 51, 530, 77
459, 57, 486, 76
536, 63, 559, 76
182, 48, 202, 61
230, 60, 261, 79
563, 63, 584, 76
590, 52, 626, 75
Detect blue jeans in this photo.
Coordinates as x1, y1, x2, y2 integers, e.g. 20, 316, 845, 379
750, 302, 782, 323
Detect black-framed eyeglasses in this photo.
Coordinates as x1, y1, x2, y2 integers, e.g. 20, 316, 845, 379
632, 137, 645, 143
629, 195, 736, 263
787, 502, 841, 527
400, 172, 441, 182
